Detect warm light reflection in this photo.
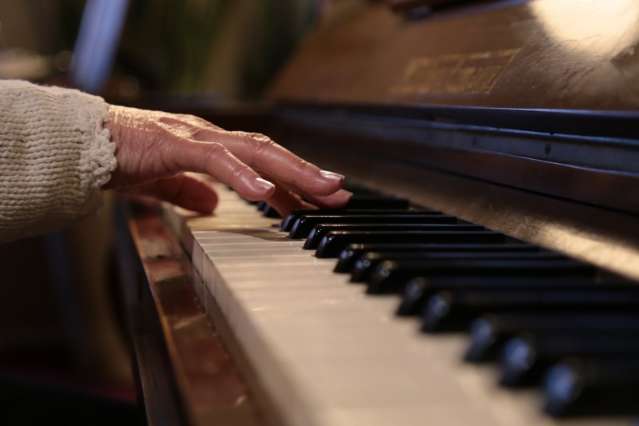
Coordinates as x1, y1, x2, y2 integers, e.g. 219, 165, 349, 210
530, 0, 639, 59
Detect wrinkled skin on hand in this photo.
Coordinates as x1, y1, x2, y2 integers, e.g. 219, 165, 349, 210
104, 105, 351, 215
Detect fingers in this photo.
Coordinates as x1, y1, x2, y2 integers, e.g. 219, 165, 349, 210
129, 174, 219, 213
265, 185, 316, 217
168, 140, 276, 201
302, 189, 353, 209
190, 128, 344, 196
105, 105, 349, 213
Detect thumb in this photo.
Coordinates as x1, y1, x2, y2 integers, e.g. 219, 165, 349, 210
126, 174, 218, 214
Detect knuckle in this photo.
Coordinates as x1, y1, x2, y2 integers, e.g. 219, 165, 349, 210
253, 139, 274, 156
294, 158, 317, 176
246, 132, 271, 141
230, 163, 248, 180
233, 131, 269, 143
252, 133, 274, 148
201, 143, 230, 171
244, 132, 275, 162
183, 114, 216, 128
179, 113, 200, 122
174, 113, 202, 125
204, 142, 228, 159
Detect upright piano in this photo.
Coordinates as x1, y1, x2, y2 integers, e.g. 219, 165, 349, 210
117, 1, 639, 425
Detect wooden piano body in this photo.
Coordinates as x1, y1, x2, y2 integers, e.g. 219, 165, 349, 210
115, 1, 639, 425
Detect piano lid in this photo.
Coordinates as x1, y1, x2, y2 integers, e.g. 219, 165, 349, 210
269, 0, 639, 111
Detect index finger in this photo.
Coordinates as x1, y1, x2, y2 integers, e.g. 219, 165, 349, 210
192, 129, 345, 196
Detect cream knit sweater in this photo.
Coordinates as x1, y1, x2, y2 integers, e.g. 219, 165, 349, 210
0, 80, 117, 242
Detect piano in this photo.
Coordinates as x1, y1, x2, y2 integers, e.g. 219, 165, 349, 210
115, 1, 639, 425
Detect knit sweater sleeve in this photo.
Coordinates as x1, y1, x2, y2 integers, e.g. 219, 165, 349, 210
0, 80, 117, 242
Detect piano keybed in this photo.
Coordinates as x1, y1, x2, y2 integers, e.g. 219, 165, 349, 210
171, 183, 639, 426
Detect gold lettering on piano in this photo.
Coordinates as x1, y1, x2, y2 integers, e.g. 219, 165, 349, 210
391, 49, 521, 96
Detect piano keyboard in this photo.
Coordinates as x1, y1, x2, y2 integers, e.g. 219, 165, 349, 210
170, 184, 639, 426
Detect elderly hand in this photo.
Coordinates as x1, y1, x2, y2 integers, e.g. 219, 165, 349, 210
104, 105, 351, 215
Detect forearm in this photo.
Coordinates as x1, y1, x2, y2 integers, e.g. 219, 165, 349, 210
0, 80, 116, 242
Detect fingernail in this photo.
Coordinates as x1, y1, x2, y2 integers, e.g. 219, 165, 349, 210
319, 170, 345, 182
254, 177, 276, 192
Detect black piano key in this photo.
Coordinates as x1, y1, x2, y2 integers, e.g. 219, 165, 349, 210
289, 213, 456, 239
281, 209, 426, 231
422, 286, 639, 332
351, 250, 562, 283
344, 195, 411, 209
333, 243, 537, 273
500, 334, 639, 387
544, 359, 639, 417
397, 271, 612, 317
262, 205, 281, 218
305, 224, 484, 249
342, 178, 381, 195
465, 313, 639, 363
315, 230, 509, 258
369, 259, 592, 294
256, 201, 281, 218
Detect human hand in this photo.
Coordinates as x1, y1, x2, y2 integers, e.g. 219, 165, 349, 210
104, 105, 351, 215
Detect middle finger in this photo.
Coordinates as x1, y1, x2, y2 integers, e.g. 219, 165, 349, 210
192, 128, 345, 197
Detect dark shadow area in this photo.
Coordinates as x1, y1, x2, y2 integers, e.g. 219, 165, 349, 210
0, 366, 145, 426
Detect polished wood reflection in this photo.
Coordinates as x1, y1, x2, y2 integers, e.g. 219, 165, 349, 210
271, 0, 639, 109
126, 207, 266, 426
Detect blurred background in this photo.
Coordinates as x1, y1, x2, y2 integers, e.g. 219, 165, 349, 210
0, 0, 319, 97
0, 0, 363, 424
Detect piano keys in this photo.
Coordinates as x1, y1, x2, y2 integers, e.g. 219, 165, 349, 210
164, 183, 639, 425
544, 359, 639, 417
499, 334, 639, 387
465, 314, 639, 363
335, 242, 541, 274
